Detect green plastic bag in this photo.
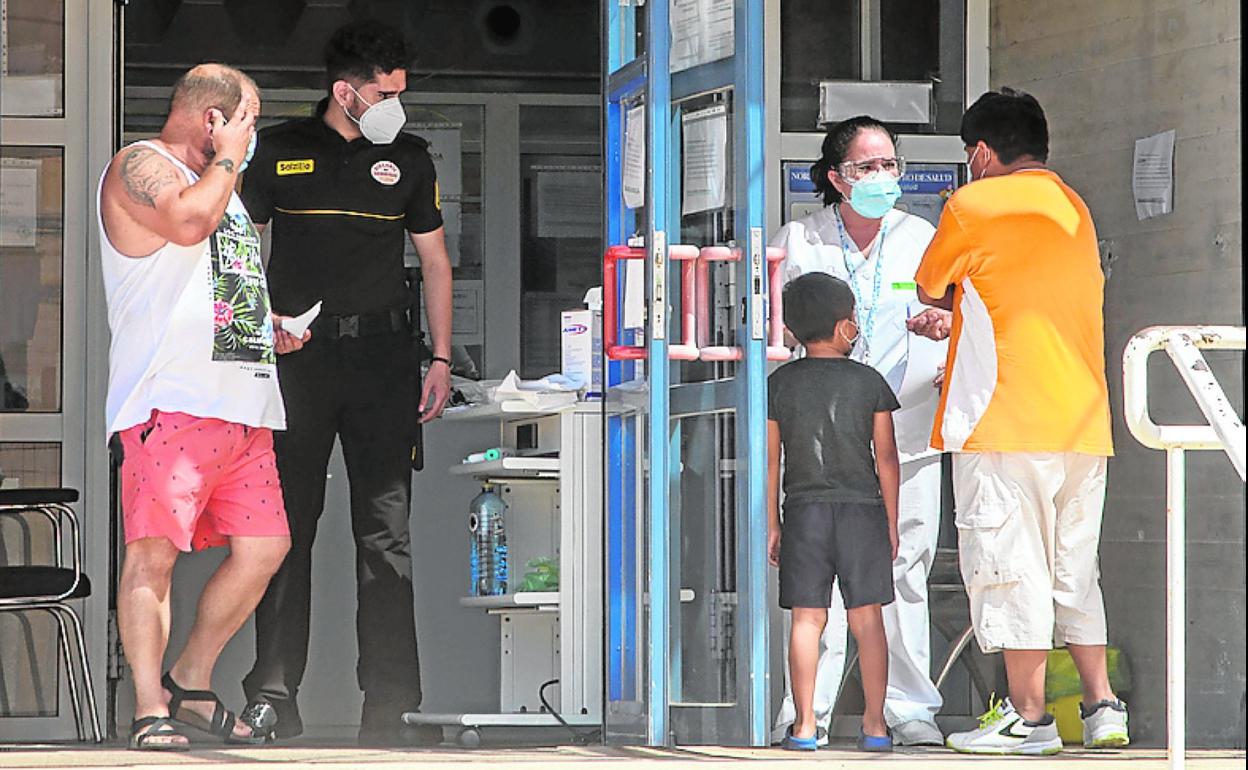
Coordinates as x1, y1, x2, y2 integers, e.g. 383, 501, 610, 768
1045, 646, 1132, 701
517, 557, 559, 592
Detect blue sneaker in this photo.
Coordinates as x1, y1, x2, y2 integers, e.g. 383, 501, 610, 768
781, 726, 818, 751
857, 729, 893, 753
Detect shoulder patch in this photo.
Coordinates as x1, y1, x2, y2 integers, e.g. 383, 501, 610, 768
277, 159, 315, 176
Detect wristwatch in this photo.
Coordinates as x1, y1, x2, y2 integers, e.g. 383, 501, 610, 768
429, 355, 451, 368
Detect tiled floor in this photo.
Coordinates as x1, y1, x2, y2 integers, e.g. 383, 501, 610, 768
0, 744, 1243, 770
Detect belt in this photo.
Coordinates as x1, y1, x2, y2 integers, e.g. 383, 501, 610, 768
313, 309, 409, 340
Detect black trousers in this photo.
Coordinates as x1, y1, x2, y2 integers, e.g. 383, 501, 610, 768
244, 330, 422, 726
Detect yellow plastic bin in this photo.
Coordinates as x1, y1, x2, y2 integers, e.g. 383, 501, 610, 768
1044, 647, 1131, 744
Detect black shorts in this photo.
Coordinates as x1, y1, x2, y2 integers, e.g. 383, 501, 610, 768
778, 500, 895, 610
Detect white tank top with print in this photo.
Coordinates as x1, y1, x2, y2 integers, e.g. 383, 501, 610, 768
98, 140, 285, 435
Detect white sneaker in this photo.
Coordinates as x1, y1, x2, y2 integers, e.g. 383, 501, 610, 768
891, 719, 944, 746
1081, 699, 1130, 748
945, 697, 1063, 756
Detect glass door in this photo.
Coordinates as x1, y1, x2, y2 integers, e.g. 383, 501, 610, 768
602, 0, 770, 747
0, 0, 117, 740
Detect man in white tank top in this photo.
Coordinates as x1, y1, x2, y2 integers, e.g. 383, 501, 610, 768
98, 64, 307, 750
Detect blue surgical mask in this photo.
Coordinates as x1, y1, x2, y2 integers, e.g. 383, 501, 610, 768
848, 171, 902, 219
239, 132, 257, 173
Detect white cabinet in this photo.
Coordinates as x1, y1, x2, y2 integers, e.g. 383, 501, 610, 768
403, 402, 602, 744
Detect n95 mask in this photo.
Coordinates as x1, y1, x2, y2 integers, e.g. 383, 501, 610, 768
346, 84, 406, 145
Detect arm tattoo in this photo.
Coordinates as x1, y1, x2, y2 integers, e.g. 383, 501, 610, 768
215, 157, 236, 174
119, 146, 182, 208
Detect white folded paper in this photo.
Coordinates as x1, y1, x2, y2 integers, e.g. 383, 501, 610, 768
281, 300, 322, 337
493, 370, 581, 408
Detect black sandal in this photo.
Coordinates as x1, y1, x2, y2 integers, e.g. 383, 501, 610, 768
129, 715, 190, 751
162, 671, 272, 745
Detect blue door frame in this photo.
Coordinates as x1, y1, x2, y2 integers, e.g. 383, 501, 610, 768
602, 0, 770, 747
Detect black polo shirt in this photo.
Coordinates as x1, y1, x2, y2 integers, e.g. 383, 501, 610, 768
241, 99, 443, 316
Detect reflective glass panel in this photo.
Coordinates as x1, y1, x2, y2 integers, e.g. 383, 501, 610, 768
519, 105, 602, 380
673, 412, 737, 707
0, 0, 65, 117
881, 0, 966, 134
0, 147, 63, 413
779, 0, 859, 132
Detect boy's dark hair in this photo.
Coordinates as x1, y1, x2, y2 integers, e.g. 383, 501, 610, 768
324, 20, 410, 88
960, 87, 1049, 164
783, 273, 856, 345
810, 116, 898, 206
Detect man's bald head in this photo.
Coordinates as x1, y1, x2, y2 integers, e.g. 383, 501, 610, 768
169, 63, 259, 119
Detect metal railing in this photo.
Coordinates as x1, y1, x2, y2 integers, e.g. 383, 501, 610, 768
1122, 325, 1246, 770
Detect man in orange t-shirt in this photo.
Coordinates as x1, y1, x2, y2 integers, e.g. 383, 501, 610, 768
909, 88, 1128, 756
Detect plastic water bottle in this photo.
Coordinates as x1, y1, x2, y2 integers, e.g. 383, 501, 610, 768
468, 485, 508, 596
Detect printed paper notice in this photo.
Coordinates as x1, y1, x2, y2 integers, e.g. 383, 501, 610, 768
623, 104, 646, 209
416, 280, 484, 346
0, 159, 38, 247
702, 0, 735, 62
1133, 129, 1175, 221
535, 168, 602, 239
623, 259, 646, 329
670, 0, 734, 73
669, 0, 702, 73
414, 124, 462, 199
450, 280, 484, 346
681, 105, 728, 215
406, 125, 463, 266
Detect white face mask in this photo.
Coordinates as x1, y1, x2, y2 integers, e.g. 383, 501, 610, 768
345, 84, 406, 144
968, 146, 986, 180
839, 319, 860, 348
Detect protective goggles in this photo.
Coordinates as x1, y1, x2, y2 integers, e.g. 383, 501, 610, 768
836, 156, 906, 181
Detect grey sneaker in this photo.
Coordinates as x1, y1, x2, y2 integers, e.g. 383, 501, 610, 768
1081, 699, 1129, 748
891, 719, 944, 746
945, 697, 1063, 756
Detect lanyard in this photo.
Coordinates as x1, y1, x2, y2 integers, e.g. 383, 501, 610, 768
833, 205, 887, 364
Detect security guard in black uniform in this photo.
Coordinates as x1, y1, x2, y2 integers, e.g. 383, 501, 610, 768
237, 20, 453, 745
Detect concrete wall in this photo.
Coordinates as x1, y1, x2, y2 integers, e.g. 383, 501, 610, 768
992, 0, 1244, 747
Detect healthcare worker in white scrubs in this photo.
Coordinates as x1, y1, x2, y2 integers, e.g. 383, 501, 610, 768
770, 116, 953, 747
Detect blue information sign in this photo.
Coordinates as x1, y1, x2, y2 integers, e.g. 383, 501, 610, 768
787, 165, 817, 193
899, 168, 956, 195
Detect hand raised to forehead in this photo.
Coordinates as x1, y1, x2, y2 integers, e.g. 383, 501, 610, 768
208, 100, 256, 173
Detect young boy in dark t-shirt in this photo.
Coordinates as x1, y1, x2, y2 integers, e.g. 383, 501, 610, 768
768, 272, 900, 752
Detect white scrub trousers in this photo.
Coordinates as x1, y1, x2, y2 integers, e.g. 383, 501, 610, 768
772, 454, 943, 741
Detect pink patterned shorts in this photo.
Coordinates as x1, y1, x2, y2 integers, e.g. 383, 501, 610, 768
119, 410, 289, 551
